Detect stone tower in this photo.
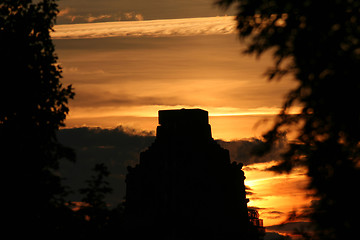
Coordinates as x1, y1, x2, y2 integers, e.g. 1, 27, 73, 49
124, 109, 257, 239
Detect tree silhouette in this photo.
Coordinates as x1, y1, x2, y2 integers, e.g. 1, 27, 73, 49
76, 163, 125, 239
0, 0, 75, 236
77, 163, 112, 237
79, 163, 113, 210
216, 0, 360, 239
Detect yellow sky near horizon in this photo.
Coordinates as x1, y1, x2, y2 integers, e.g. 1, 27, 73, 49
244, 161, 312, 226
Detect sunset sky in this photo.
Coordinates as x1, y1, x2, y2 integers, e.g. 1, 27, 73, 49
54, 0, 311, 234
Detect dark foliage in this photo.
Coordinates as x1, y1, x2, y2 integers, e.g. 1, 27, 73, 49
79, 163, 113, 209
216, 0, 360, 239
0, 0, 76, 236
76, 163, 125, 239
0, 2, 151, 238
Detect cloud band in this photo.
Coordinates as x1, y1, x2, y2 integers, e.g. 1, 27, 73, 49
53, 16, 237, 39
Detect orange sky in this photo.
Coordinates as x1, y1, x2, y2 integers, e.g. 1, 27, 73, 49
54, 17, 297, 141
244, 161, 312, 226
54, 16, 311, 228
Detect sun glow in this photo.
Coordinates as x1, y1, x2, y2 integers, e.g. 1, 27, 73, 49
67, 105, 286, 119
244, 161, 312, 226
65, 104, 283, 141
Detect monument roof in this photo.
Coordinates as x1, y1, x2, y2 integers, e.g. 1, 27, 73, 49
158, 108, 209, 126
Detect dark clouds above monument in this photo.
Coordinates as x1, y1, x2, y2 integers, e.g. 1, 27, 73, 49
57, 126, 286, 206
216, 138, 288, 166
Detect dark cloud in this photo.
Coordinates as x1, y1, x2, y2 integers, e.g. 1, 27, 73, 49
245, 185, 254, 195
56, 0, 233, 24
245, 185, 265, 201
58, 126, 155, 206
58, 8, 144, 24
247, 206, 268, 211
57, 126, 287, 207
264, 231, 292, 240
245, 185, 264, 201
266, 221, 313, 238
261, 210, 285, 219
216, 137, 288, 166
71, 91, 184, 108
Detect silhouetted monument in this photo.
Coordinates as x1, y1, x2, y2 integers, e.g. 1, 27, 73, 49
125, 109, 264, 239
